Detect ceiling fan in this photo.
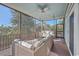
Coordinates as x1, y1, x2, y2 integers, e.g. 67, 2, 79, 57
37, 4, 49, 13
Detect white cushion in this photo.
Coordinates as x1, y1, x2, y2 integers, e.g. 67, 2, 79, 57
21, 41, 32, 48
39, 31, 49, 38
33, 38, 47, 48
14, 39, 20, 42
14, 39, 32, 48
26, 39, 38, 44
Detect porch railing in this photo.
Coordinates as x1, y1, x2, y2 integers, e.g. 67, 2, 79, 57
0, 34, 19, 51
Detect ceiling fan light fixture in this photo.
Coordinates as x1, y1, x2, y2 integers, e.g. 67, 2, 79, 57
37, 4, 49, 13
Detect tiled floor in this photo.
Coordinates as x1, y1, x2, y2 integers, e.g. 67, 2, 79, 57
49, 38, 70, 56
0, 45, 12, 56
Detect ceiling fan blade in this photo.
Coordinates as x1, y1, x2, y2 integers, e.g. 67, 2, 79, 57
37, 4, 43, 9
37, 4, 48, 9
42, 4, 48, 8
37, 4, 50, 13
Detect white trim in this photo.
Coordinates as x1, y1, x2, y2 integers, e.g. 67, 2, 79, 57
65, 3, 75, 56
65, 40, 72, 56
65, 3, 74, 17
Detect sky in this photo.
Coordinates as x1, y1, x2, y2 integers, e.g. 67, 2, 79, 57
0, 5, 61, 27
36, 19, 59, 25
0, 5, 13, 26
46, 20, 57, 25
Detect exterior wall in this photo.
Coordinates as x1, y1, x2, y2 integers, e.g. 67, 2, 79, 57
65, 3, 79, 55
74, 4, 79, 55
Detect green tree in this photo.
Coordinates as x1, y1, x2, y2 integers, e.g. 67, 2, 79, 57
10, 10, 35, 35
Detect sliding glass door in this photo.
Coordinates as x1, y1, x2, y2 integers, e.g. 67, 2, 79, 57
69, 13, 74, 55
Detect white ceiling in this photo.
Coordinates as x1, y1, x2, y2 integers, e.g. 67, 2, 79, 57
4, 3, 67, 20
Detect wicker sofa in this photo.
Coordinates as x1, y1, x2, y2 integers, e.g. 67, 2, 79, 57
14, 31, 54, 56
